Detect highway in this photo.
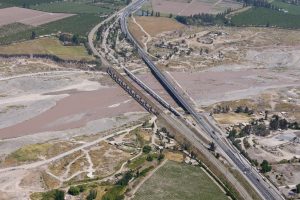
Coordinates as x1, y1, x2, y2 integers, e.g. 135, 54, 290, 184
119, 1, 285, 200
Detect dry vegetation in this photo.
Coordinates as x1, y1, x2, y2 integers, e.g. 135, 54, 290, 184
214, 113, 253, 125
41, 171, 61, 189
134, 16, 184, 37
48, 150, 83, 177
164, 151, 184, 162
1, 141, 79, 167
88, 142, 132, 177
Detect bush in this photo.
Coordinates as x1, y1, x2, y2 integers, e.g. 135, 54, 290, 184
68, 186, 80, 196
86, 189, 97, 200
40, 189, 65, 200
116, 171, 133, 186
158, 153, 165, 161
260, 160, 272, 173
146, 155, 153, 162
78, 184, 86, 192
54, 190, 65, 200
142, 145, 151, 154
139, 166, 154, 176
296, 183, 300, 193
102, 186, 124, 200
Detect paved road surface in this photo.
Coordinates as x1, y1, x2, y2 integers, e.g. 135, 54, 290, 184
119, 1, 284, 199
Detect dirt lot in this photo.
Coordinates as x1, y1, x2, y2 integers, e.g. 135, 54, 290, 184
151, 0, 242, 16
134, 16, 184, 37
0, 7, 74, 27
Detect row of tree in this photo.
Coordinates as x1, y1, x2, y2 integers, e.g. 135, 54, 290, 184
282, 0, 300, 5
269, 115, 300, 130
236, 0, 273, 8
175, 9, 231, 26
140, 10, 161, 17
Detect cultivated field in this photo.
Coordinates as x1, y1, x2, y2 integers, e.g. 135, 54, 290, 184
151, 0, 242, 16
133, 160, 228, 200
0, 7, 74, 27
0, 0, 126, 44
31, 1, 112, 14
0, 37, 94, 61
231, 7, 300, 29
0, 23, 32, 38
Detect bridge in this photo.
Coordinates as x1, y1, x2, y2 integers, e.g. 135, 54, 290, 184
107, 67, 159, 116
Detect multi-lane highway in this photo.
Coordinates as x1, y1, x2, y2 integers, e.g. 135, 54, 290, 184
119, 1, 285, 200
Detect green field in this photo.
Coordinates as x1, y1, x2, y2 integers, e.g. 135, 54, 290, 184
271, 0, 300, 15
0, 37, 94, 60
134, 161, 228, 200
0, 13, 103, 44
231, 7, 300, 29
30, 1, 112, 14
0, 23, 32, 38
0, 0, 126, 44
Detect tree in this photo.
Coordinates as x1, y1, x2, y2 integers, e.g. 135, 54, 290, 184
244, 106, 249, 113
78, 184, 86, 192
86, 189, 97, 200
241, 124, 252, 135
72, 34, 80, 45
252, 123, 270, 136
228, 129, 237, 140
269, 115, 280, 130
235, 106, 244, 113
260, 160, 272, 173
296, 183, 300, 193
279, 118, 288, 130
252, 159, 259, 166
143, 145, 151, 154
116, 171, 133, 186
68, 186, 80, 196
209, 142, 216, 151
158, 153, 165, 161
264, 110, 269, 120
146, 155, 153, 161
161, 127, 167, 133
31, 31, 36, 40
54, 190, 65, 200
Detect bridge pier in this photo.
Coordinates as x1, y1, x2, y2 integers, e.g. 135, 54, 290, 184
107, 67, 159, 116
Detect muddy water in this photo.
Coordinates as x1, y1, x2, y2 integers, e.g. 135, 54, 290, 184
0, 87, 143, 139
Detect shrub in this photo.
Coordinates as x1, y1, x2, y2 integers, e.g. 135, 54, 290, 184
146, 155, 153, 162
260, 160, 272, 173
142, 145, 151, 154
86, 189, 97, 200
296, 183, 300, 193
68, 186, 80, 196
